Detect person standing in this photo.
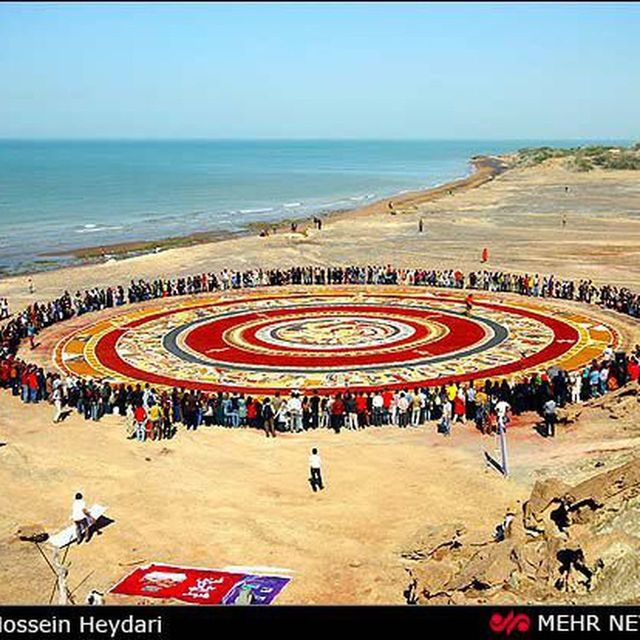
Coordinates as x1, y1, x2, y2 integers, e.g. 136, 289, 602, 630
439, 398, 452, 436
330, 393, 345, 433
309, 391, 320, 429
543, 397, 558, 437
495, 398, 511, 428
453, 388, 466, 423
262, 397, 276, 438
287, 391, 303, 433
345, 393, 358, 430
309, 447, 324, 492
134, 404, 147, 442
418, 218, 424, 233
27, 322, 36, 350
411, 389, 422, 426
52, 384, 64, 423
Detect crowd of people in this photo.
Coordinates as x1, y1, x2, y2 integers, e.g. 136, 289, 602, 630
1, 264, 640, 441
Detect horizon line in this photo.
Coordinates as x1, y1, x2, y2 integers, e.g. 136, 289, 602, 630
0, 136, 635, 143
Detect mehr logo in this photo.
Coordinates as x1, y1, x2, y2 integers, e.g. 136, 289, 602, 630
489, 611, 531, 636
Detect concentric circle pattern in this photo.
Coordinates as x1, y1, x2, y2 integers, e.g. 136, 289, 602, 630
54, 286, 619, 394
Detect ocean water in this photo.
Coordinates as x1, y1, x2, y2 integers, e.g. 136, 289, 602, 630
0, 139, 626, 274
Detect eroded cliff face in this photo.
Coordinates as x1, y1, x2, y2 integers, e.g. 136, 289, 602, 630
402, 454, 640, 605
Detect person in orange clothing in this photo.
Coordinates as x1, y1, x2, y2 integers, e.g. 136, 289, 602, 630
481, 247, 489, 263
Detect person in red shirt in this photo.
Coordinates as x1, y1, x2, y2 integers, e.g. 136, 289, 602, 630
134, 405, 147, 442
382, 389, 393, 425
453, 391, 466, 423
27, 369, 39, 404
0, 361, 9, 388
330, 393, 345, 434
246, 397, 257, 428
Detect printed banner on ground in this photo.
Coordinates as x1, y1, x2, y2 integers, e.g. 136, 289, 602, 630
109, 563, 290, 605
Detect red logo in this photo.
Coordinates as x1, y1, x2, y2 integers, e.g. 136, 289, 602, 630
489, 611, 531, 636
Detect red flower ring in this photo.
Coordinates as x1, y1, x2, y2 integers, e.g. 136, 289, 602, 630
53, 287, 617, 394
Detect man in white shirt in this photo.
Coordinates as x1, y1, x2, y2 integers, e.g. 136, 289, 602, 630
72, 492, 95, 544
439, 398, 452, 436
543, 397, 558, 438
287, 392, 303, 433
570, 372, 582, 404
308, 447, 324, 492
372, 392, 384, 426
397, 392, 410, 428
495, 399, 511, 431
52, 385, 64, 424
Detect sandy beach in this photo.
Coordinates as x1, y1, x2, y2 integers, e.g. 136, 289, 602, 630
2, 153, 640, 605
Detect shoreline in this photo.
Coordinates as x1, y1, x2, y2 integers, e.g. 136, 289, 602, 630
29, 153, 510, 273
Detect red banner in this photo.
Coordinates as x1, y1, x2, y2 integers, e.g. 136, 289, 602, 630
109, 563, 290, 605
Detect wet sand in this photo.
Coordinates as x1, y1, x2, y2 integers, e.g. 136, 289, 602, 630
39, 155, 505, 262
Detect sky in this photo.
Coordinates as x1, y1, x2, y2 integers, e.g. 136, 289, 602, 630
0, 2, 639, 140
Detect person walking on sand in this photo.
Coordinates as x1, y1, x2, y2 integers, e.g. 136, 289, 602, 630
309, 447, 324, 492
481, 247, 489, 263
418, 218, 424, 233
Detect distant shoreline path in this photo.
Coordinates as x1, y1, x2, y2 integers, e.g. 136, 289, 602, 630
42, 154, 510, 265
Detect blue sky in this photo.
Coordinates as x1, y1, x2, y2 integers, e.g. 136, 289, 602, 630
0, 2, 638, 139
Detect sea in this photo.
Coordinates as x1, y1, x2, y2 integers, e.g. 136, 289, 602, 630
0, 139, 628, 274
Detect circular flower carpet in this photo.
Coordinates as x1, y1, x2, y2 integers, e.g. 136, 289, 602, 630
54, 286, 618, 394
